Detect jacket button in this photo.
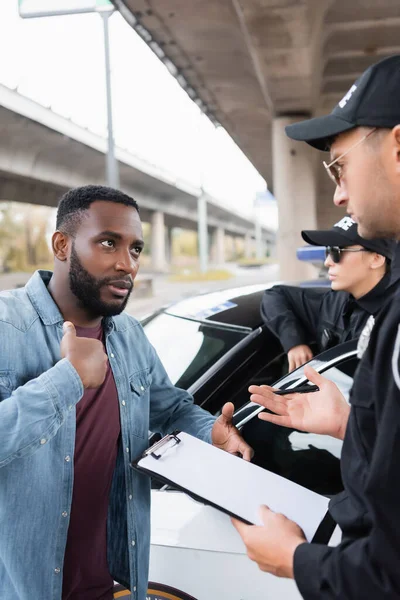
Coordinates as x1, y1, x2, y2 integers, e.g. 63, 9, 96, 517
54, 568, 60, 574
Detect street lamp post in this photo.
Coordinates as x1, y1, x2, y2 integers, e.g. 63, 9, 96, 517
18, 0, 120, 189
100, 7, 120, 188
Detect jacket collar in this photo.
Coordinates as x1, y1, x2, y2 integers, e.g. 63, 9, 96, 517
25, 270, 115, 331
25, 270, 64, 325
353, 273, 393, 314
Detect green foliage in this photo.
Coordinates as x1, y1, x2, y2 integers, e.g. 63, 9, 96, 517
0, 202, 53, 273
172, 230, 198, 257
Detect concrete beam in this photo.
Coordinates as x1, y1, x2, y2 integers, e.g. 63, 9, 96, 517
325, 16, 400, 34
0, 92, 275, 247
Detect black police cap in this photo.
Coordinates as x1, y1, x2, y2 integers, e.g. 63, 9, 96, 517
286, 55, 400, 150
302, 216, 396, 261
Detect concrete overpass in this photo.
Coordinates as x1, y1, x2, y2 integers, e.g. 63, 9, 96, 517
0, 84, 275, 271
113, 0, 400, 278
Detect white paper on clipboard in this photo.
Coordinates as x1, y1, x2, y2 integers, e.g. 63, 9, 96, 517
132, 432, 333, 543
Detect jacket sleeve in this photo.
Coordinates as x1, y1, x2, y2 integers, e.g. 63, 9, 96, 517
293, 323, 400, 599
0, 359, 84, 468
260, 285, 328, 352
148, 343, 216, 443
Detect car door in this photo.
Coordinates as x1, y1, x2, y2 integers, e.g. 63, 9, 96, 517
235, 340, 359, 496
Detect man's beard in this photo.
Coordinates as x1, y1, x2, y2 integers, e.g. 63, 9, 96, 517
69, 245, 133, 317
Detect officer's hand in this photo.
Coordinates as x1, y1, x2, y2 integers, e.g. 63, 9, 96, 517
232, 505, 305, 578
287, 344, 313, 372
60, 321, 108, 389
249, 366, 350, 440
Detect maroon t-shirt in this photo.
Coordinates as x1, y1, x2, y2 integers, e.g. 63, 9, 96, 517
62, 322, 121, 600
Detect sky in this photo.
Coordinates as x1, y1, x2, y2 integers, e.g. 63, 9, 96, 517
0, 1, 277, 228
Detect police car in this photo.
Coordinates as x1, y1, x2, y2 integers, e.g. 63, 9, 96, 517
125, 283, 358, 600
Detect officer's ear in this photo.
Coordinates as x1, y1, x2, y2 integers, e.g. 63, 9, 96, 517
369, 252, 386, 272
392, 125, 400, 175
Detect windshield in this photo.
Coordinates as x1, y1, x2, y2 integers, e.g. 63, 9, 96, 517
144, 313, 247, 389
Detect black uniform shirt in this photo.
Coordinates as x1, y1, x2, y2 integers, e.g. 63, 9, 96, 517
293, 284, 400, 598
260, 273, 398, 354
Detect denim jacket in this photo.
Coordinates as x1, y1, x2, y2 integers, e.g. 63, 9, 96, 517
0, 271, 215, 600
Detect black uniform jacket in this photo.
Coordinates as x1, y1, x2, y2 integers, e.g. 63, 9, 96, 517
260, 272, 399, 353
294, 283, 400, 598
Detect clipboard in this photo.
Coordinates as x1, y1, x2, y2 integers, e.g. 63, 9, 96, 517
131, 431, 335, 544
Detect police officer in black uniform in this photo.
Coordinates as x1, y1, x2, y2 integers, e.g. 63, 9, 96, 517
261, 216, 398, 371
232, 55, 400, 599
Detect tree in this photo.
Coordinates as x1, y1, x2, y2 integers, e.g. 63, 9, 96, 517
0, 202, 53, 273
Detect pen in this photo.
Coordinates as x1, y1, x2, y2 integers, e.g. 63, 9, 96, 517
274, 384, 319, 395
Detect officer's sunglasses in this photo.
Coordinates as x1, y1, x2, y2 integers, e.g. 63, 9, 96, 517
325, 246, 368, 264
323, 128, 377, 186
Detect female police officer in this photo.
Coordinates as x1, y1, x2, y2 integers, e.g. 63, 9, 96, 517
261, 217, 397, 371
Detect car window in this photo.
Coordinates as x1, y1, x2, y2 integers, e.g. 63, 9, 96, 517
240, 355, 359, 496
143, 313, 247, 389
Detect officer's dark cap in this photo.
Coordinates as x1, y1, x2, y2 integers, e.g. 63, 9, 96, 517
286, 55, 400, 150
302, 217, 396, 260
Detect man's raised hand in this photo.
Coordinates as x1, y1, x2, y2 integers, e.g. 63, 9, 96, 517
60, 321, 108, 389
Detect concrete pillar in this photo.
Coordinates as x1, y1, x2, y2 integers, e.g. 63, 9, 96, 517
211, 227, 225, 265
197, 193, 208, 273
165, 226, 172, 266
224, 235, 235, 261
244, 233, 253, 259
272, 116, 318, 280
254, 206, 263, 260
151, 211, 167, 272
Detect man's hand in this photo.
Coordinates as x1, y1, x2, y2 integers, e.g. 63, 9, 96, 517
287, 344, 313, 372
249, 366, 350, 440
211, 402, 253, 461
60, 321, 108, 389
232, 506, 305, 577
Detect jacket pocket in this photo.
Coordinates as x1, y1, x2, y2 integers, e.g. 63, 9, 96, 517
128, 369, 152, 438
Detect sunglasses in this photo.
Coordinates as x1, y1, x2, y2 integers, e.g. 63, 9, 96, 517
325, 246, 368, 264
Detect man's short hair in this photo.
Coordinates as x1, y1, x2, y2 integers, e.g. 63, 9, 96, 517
56, 185, 139, 235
